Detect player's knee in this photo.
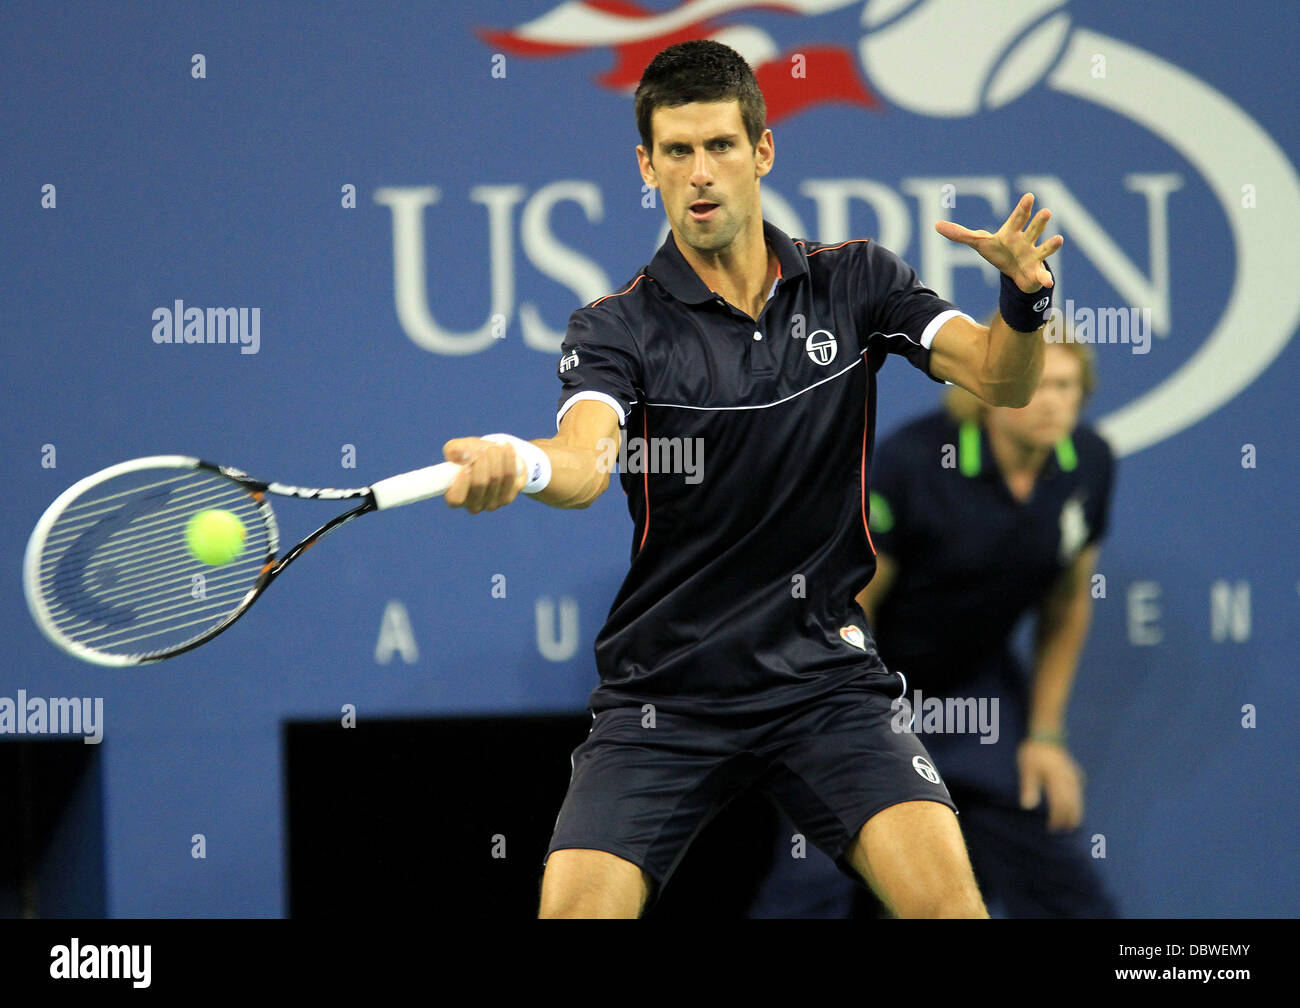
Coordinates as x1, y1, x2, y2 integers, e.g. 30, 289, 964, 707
538, 849, 648, 918
538, 884, 643, 919
900, 878, 987, 919
538, 888, 599, 918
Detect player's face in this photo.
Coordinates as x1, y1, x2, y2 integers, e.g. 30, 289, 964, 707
636, 101, 773, 256
988, 345, 1085, 450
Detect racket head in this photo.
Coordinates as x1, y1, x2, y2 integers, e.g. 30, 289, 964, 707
24, 456, 280, 666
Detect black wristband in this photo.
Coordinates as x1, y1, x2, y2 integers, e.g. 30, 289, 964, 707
999, 264, 1054, 332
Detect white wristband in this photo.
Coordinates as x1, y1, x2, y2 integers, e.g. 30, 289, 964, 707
480, 434, 552, 494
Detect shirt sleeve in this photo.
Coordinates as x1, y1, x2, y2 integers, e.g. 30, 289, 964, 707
555, 304, 641, 431
860, 241, 972, 383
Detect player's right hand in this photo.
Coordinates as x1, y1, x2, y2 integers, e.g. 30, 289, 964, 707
442, 438, 526, 514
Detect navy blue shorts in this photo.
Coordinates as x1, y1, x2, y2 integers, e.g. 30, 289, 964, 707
545, 673, 956, 895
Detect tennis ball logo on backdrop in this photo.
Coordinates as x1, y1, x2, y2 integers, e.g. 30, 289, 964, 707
458, 0, 1300, 457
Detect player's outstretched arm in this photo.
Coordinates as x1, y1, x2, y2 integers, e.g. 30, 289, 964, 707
442, 399, 621, 513
929, 192, 1062, 408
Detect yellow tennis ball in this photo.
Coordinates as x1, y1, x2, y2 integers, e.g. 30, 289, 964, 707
186, 509, 246, 566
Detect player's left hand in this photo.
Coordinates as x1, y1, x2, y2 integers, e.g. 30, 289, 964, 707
935, 192, 1062, 293
1017, 737, 1084, 832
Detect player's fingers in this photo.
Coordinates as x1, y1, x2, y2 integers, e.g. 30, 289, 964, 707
446, 465, 473, 508
466, 445, 501, 514
440, 441, 477, 508
443, 438, 480, 465
1035, 234, 1064, 260
482, 443, 511, 511
1023, 207, 1052, 243
1007, 192, 1034, 232
934, 220, 986, 245
442, 439, 476, 508
455, 460, 480, 512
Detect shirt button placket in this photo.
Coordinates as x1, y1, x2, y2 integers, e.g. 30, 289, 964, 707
750, 326, 774, 375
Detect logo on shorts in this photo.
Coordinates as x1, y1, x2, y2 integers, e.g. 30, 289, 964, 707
911, 755, 942, 784
839, 624, 866, 651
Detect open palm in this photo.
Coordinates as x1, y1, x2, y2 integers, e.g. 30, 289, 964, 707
936, 192, 1062, 293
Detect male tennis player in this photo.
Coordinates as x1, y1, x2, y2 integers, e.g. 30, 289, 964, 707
750, 338, 1118, 918
441, 40, 1062, 918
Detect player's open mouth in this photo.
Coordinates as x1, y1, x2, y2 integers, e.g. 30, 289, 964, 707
689, 201, 719, 221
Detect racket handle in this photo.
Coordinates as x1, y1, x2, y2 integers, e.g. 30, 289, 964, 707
370, 462, 462, 510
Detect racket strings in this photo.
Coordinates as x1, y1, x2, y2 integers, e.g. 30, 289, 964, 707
42, 482, 253, 559
46, 510, 252, 587
47, 553, 265, 623
74, 585, 262, 648
53, 584, 257, 645
33, 467, 275, 658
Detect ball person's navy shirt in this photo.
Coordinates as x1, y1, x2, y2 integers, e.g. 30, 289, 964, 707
556, 221, 970, 716
867, 410, 1115, 695
866, 409, 1114, 796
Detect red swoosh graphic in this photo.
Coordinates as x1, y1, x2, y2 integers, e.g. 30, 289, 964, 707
478, 0, 879, 121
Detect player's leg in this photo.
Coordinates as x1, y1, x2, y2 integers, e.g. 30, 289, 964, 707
757, 671, 987, 918
844, 799, 987, 918
539, 848, 651, 918
539, 705, 756, 918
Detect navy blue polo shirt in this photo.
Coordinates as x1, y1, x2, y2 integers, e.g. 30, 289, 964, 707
868, 409, 1116, 696
555, 221, 971, 716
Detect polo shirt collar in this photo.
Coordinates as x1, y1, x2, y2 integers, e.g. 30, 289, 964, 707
957, 418, 1076, 483
646, 219, 808, 305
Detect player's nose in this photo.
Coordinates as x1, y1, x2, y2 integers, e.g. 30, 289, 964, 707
689, 151, 714, 187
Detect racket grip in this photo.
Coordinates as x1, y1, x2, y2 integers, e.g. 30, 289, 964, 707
371, 462, 462, 510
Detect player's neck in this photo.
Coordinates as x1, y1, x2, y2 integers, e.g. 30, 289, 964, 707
678, 220, 775, 320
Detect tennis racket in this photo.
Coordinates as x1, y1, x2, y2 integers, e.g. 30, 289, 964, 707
23, 454, 495, 667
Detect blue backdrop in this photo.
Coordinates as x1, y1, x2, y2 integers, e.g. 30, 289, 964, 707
2, 0, 1296, 917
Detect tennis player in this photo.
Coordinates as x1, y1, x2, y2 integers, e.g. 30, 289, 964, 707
441, 40, 1062, 918
750, 337, 1118, 918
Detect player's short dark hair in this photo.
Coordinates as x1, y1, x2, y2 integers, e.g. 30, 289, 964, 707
634, 40, 766, 153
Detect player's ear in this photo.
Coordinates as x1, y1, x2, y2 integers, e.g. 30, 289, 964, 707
754, 129, 774, 178
636, 145, 658, 188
